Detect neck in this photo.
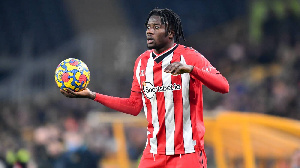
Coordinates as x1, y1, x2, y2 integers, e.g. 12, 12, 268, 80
154, 41, 175, 55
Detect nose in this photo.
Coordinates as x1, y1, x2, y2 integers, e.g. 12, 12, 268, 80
146, 27, 154, 35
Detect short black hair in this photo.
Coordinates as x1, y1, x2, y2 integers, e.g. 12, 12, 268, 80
145, 8, 185, 43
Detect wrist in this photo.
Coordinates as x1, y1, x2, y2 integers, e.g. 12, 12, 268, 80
89, 91, 96, 100
188, 65, 194, 73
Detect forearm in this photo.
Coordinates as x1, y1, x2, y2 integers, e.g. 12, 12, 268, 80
190, 66, 229, 93
93, 91, 143, 116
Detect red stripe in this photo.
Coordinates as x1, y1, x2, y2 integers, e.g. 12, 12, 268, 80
190, 78, 203, 151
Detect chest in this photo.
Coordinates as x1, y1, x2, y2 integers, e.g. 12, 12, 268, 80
137, 54, 190, 100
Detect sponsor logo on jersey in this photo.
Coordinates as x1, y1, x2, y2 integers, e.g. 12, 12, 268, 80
142, 81, 181, 99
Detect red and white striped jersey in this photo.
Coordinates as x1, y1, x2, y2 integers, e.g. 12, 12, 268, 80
131, 44, 223, 155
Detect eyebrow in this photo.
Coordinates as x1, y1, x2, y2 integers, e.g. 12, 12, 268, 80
147, 23, 162, 25
146, 23, 162, 26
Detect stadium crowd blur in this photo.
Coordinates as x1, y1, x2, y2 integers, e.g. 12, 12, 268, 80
0, 0, 300, 167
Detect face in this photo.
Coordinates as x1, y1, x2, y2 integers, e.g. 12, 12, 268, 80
146, 15, 174, 54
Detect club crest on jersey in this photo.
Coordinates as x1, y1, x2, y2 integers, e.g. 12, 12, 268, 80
140, 70, 145, 76
142, 81, 181, 99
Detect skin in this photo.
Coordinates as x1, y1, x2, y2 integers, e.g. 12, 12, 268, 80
146, 15, 193, 75
146, 15, 174, 54
60, 14, 193, 99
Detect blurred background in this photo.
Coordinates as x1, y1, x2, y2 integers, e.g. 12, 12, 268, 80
0, 0, 300, 167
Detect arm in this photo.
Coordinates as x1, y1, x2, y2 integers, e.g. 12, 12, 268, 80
60, 57, 144, 116
189, 66, 229, 93
164, 62, 229, 94
93, 91, 143, 116
60, 88, 143, 116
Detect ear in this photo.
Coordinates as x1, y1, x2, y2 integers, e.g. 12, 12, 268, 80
168, 30, 175, 39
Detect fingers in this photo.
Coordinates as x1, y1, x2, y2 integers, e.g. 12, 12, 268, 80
60, 88, 76, 98
164, 62, 194, 75
164, 62, 183, 75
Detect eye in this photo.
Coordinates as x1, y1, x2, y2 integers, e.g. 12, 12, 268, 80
146, 25, 150, 29
155, 26, 160, 29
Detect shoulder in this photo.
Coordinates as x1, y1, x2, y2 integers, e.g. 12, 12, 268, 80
175, 44, 206, 60
136, 50, 152, 61
134, 50, 152, 67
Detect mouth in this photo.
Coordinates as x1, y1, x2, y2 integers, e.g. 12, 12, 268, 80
147, 37, 154, 44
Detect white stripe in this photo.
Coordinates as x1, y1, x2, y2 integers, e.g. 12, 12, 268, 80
147, 55, 159, 154
135, 59, 142, 87
162, 53, 175, 155
142, 94, 147, 118
181, 55, 195, 153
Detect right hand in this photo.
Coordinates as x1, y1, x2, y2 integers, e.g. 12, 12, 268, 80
60, 88, 96, 99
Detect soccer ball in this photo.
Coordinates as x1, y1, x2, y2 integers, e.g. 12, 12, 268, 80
55, 58, 90, 92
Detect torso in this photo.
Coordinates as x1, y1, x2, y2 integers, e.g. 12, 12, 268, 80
133, 44, 206, 155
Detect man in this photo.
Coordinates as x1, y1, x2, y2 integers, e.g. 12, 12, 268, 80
61, 8, 229, 168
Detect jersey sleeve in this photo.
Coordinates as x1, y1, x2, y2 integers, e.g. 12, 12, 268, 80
186, 49, 229, 93
131, 57, 142, 93
94, 90, 143, 116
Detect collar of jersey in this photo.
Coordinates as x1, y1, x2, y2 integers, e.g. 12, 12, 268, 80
152, 44, 178, 63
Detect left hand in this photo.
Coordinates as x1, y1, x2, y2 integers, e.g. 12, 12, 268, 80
164, 62, 194, 75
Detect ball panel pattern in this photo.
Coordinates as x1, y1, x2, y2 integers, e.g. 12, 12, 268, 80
55, 58, 90, 92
